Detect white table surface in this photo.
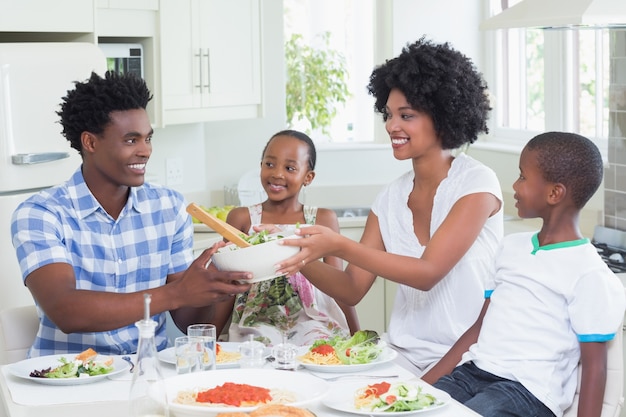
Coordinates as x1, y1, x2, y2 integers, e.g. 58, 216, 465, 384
0, 353, 480, 417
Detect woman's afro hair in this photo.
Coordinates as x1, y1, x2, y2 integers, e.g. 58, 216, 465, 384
367, 37, 491, 149
56, 71, 152, 155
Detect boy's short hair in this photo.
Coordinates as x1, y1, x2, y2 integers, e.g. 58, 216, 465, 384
525, 132, 603, 209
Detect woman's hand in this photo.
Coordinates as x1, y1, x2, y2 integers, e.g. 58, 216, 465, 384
274, 225, 344, 276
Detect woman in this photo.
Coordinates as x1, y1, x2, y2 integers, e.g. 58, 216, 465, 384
276, 37, 503, 375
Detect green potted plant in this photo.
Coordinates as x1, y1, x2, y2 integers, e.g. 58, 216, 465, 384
285, 32, 350, 136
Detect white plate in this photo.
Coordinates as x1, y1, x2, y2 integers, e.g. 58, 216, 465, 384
164, 368, 329, 417
7, 354, 130, 385
322, 379, 451, 415
159, 342, 269, 369
298, 345, 398, 373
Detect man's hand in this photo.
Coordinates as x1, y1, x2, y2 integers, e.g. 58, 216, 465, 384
171, 243, 252, 307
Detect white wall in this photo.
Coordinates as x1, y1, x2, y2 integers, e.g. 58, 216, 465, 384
391, 0, 485, 62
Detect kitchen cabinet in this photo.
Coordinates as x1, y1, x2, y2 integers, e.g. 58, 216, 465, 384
159, 0, 262, 125
0, 0, 94, 33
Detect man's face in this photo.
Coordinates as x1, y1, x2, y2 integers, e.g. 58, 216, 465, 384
89, 108, 153, 188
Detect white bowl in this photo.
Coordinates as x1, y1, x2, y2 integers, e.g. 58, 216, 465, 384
211, 233, 301, 283
163, 368, 329, 417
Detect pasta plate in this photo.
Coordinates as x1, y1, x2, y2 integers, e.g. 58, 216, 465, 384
163, 368, 329, 417
297, 345, 398, 373
322, 379, 450, 415
159, 342, 269, 369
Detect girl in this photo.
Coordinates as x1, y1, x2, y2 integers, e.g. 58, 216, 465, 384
212, 130, 359, 346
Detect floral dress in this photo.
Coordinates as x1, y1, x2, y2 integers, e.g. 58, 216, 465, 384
227, 204, 350, 346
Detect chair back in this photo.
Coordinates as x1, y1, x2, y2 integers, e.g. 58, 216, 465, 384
0, 305, 38, 364
563, 289, 625, 417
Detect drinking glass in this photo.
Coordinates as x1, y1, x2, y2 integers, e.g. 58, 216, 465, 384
187, 323, 217, 371
272, 318, 299, 370
174, 336, 202, 374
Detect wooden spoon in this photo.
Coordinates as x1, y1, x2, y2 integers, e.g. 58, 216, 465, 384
186, 203, 251, 248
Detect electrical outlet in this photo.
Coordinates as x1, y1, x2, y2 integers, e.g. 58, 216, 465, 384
166, 157, 184, 186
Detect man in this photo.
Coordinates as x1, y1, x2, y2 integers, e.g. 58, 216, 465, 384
11, 71, 250, 356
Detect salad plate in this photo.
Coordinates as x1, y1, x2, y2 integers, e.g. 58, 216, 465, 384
321, 379, 450, 415
7, 354, 129, 385
298, 345, 398, 373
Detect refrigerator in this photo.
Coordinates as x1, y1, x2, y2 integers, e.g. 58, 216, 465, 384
0, 43, 107, 310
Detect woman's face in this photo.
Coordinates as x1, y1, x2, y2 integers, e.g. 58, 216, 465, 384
383, 88, 440, 160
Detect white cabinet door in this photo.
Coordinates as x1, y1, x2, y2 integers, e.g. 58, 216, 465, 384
0, 0, 94, 32
199, 0, 261, 108
160, 0, 199, 110
159, 0, 261, 124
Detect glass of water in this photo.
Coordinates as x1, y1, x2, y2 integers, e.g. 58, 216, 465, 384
174, 336, 202, 374
187, 323, 217, 371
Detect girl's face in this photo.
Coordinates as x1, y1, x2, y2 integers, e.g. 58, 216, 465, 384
383, 89, 440, 160
260, 135, 314, 202
512, 148, 552, 218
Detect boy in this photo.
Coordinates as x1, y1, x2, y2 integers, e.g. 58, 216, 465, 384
423, 132, 626, 417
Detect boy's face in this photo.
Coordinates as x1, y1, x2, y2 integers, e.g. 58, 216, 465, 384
512, 148, 553, 219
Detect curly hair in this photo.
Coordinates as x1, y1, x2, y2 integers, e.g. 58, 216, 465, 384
262, 129, 317, 171
367, 37, 491, 149
56, 71, 153, 155
525, 132, 603, 209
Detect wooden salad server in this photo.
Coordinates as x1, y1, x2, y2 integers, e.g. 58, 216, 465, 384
186, 203, 251, 248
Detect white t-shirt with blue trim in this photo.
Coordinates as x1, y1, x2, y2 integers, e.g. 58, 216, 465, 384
462, 231, 625, 417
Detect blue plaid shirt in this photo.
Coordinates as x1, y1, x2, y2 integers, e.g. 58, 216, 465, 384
11, 167, 194, 357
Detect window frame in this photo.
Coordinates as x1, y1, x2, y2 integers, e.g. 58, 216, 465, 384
283, 0, 393, 148
480, 1, 610, 159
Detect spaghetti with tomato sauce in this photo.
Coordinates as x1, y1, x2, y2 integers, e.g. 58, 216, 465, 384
297, 343, 343, 365
175, 382, 297, 407
197, 382, 272, 406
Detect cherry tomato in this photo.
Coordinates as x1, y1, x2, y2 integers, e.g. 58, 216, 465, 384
384, 395, 397, 405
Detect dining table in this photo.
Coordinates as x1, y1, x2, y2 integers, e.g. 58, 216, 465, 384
0, 349, 481, 417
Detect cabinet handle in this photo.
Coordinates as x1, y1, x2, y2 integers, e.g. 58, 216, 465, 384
203, 49, 211, 92
194, 48, 203, 90
12, 152, 69, 165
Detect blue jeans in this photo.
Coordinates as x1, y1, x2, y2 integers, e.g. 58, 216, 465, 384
433, 362, 555, 417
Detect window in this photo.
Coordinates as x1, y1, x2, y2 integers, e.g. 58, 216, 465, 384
283, 0, 385, 144
485, 0, 611, 154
